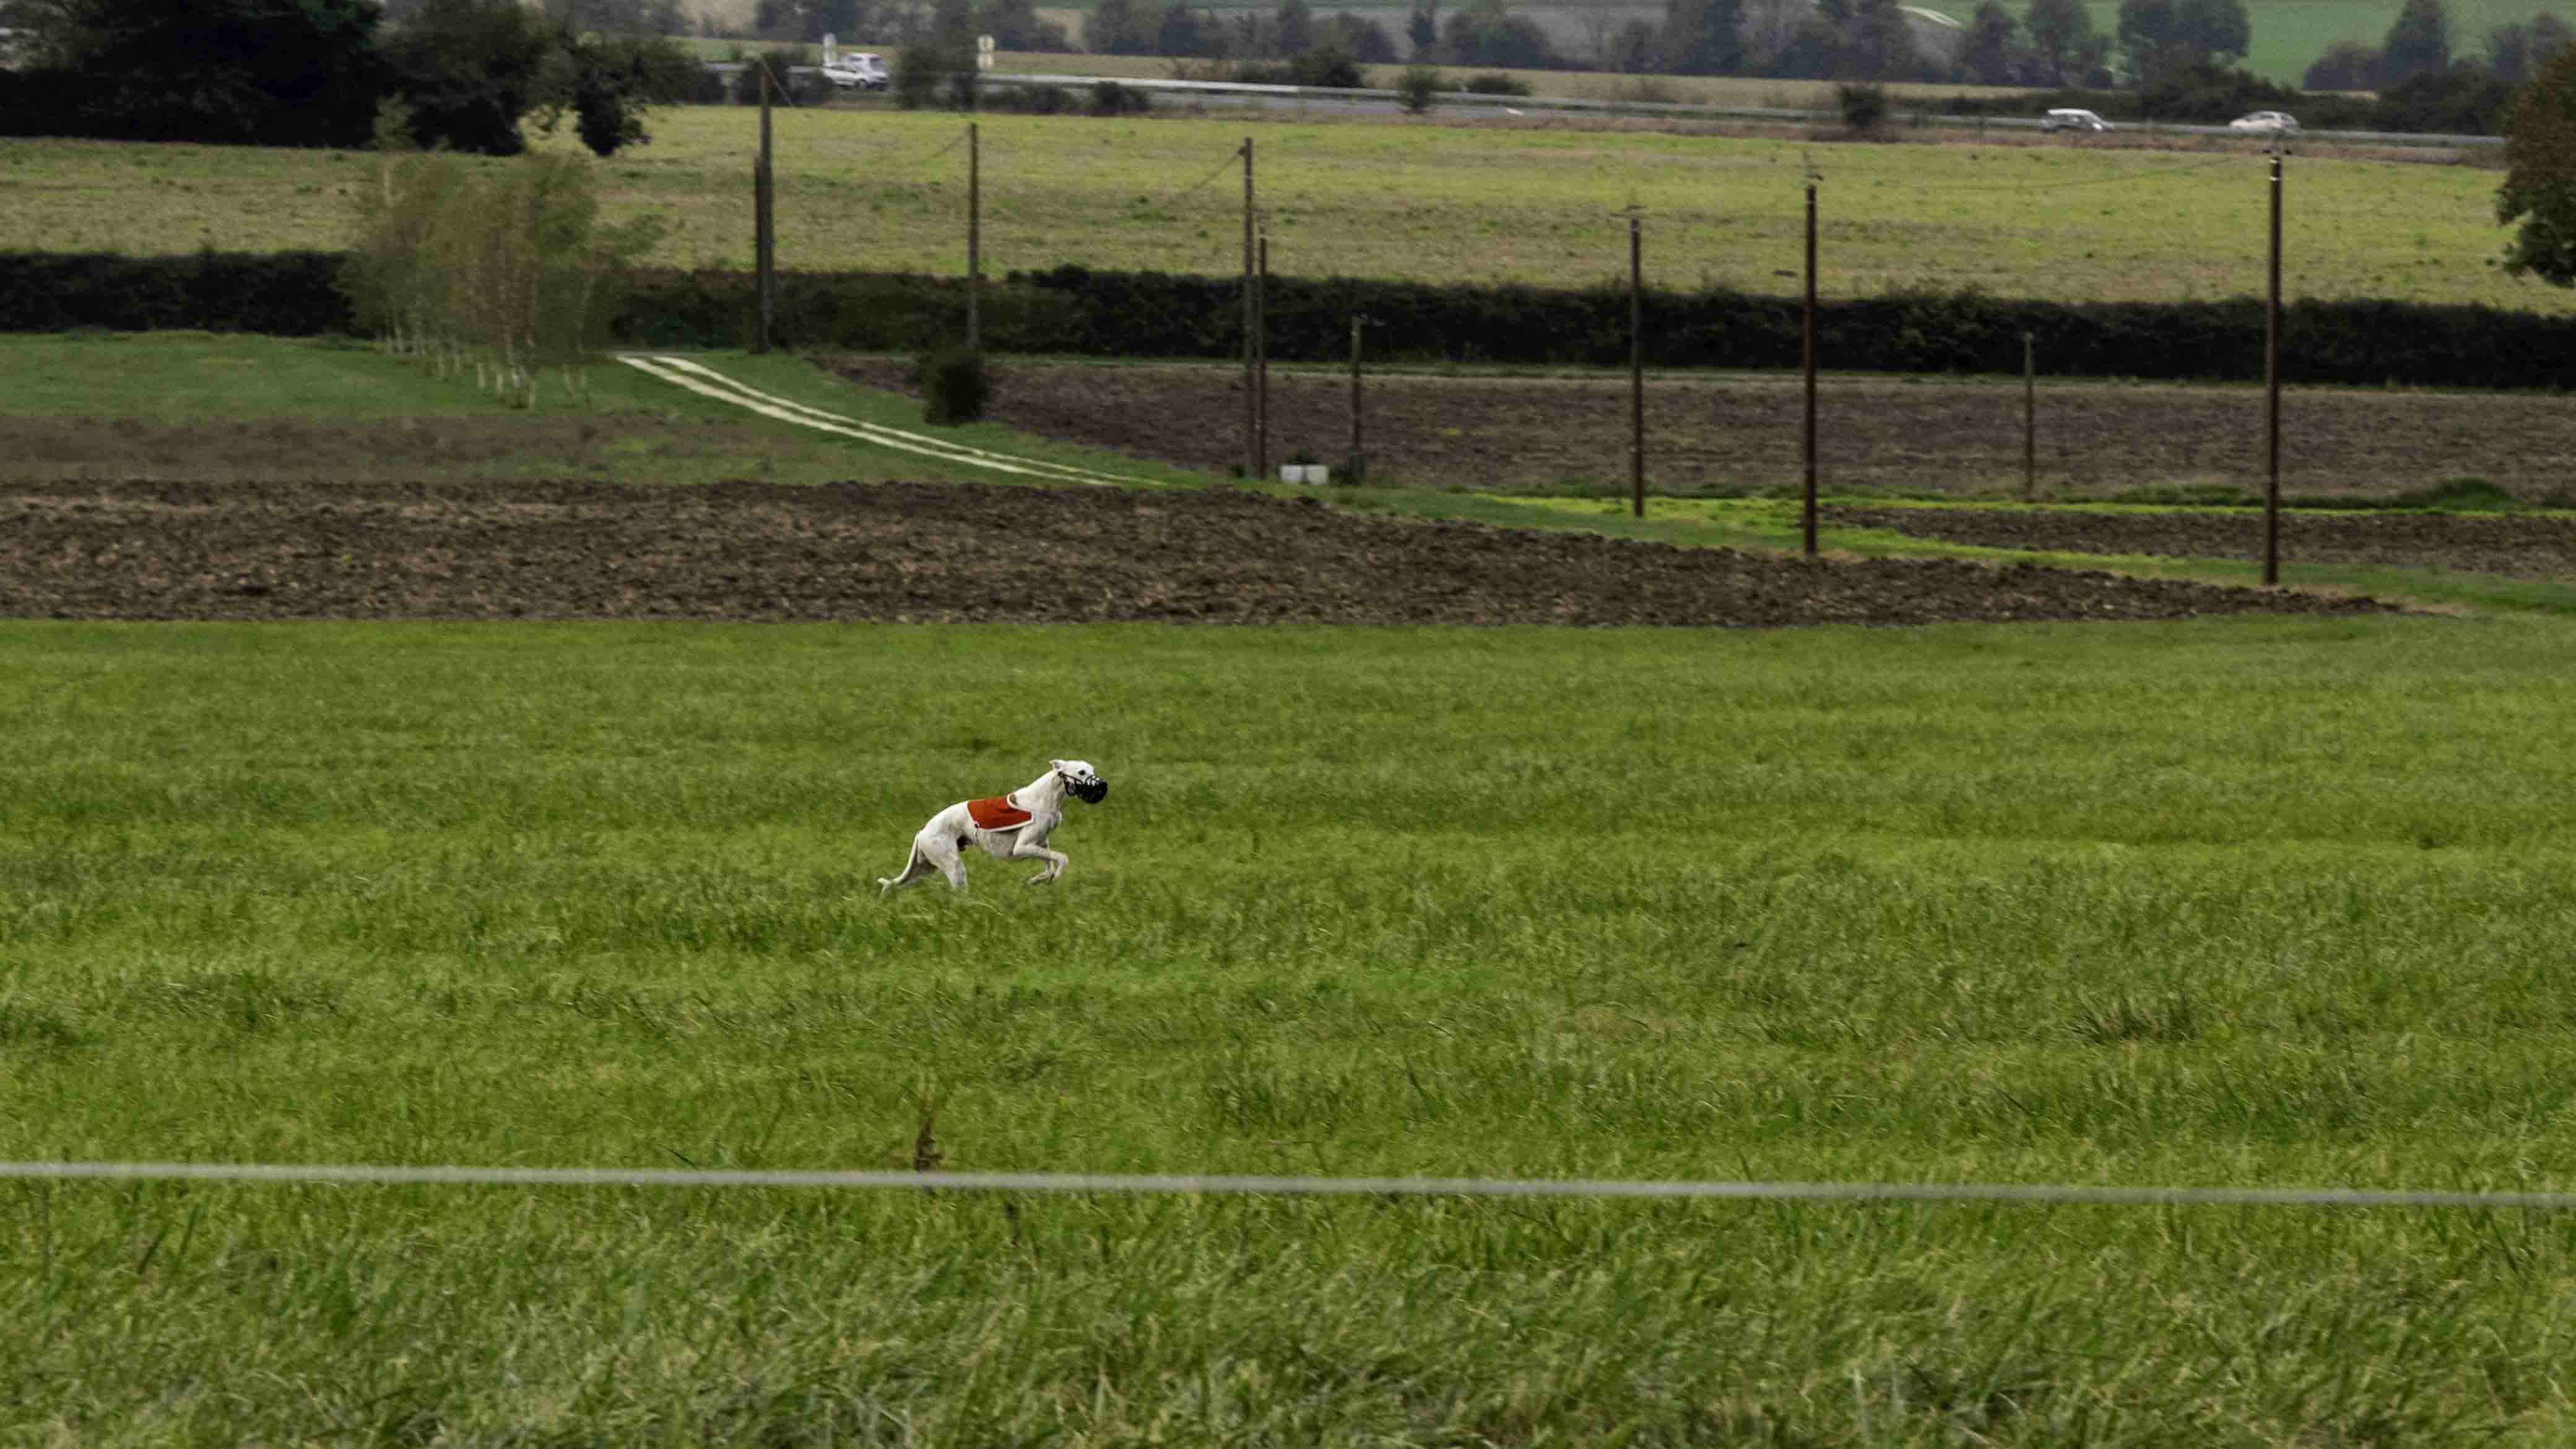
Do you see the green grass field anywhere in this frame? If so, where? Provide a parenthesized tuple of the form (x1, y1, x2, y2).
(0, 102, 2554, 309)
(12, 332, 2576, 1442)
(12, 613, 2576, 1443)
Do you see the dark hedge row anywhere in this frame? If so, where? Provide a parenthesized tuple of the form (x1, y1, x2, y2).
(6, 251, 2574, 391)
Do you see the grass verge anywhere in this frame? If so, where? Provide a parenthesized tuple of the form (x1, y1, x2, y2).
(0, 335, 1209, 487)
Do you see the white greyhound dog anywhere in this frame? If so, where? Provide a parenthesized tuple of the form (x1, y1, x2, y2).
(877, 759, 1109, 894)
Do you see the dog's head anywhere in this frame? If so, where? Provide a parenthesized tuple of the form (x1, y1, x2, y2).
(1052, 758, 1108, 805)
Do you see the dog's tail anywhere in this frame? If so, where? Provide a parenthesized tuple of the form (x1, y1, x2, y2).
(876, 845, 922, 894)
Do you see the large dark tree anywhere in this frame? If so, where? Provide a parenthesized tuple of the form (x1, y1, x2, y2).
(1274, 0, 1314, 57)
(2116, 0, 2184, 80)
(2024, 0, 2098, 82)
(2118, 0, 2245, 80)
(1960, 0, 2021, 84)
(1085, 0, 1155, 53)
(1, 0, 385, 146)
(2303, 40, 2380, 90)
(2173, 0, 2249, 64)
(1839, 0, 1917, 77)
(384, 0, 553, 154)
(1658, 0, 1743, 74)
(2380, 0, 2452, 84)
(2500, 42, 2576, 283)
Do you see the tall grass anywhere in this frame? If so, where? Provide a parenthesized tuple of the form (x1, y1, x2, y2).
(7, 616, 2576, 1440)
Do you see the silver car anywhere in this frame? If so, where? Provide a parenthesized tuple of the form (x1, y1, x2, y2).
(2040, 108, 2113, 132)
(2228, 110, 2299, 133)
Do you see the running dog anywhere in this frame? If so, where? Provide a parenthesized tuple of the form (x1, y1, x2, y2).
(877, 759, 1109, 894)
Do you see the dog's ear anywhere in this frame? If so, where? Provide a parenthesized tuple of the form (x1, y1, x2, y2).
(1049, 758, 1066, 772)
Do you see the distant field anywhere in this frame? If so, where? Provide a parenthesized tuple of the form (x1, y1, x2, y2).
(0, 107, 2552, 309)
(899, 0, 2564, 81)
(0, 334, 1207, 488)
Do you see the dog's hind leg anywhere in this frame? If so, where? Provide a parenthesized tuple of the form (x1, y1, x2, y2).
(934, 837, 969, 889)
(877, 845, 930, 895)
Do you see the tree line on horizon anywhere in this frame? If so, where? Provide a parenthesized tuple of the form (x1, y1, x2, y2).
(0, 0, 700, 153)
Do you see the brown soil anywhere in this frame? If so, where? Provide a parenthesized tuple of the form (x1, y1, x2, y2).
(1831, 506, 2576, 579)
(0, 478, 2395, 626)
(829, 357, 2576, 499)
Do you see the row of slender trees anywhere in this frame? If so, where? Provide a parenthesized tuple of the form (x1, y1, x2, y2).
(344, 150, 660, 407)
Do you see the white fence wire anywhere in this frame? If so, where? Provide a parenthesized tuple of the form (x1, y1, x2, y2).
(7, 1160, 2575, 1210)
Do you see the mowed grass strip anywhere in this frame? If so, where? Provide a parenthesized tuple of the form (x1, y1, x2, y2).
(0, 334, 1203, 487)
(8, 617, 2576, 1442)
(0, 105, 2554, 308)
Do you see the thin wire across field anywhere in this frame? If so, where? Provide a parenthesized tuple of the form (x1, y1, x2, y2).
(7, 1159, 2574, 1210)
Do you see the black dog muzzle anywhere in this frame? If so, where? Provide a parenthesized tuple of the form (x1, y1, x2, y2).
(1069, 777, 1108, 804)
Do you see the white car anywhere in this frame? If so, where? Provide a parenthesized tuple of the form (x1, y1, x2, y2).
(2228, 110, 2299, 133)
(822, 52, 890, 91)
(2039, 108, 2112, 132)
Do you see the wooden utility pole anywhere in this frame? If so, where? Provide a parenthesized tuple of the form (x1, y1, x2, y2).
(1256, 224, 1270, 482)
(966, 123, 981, 351)
(1241, 138, 1256, 480)
(1629, 210, 1645, 519)
(1348, 314, 1364, 484)
(2265, 150, 2283, 586)
(1802, 178, 1818, 557)
(2023, 331, 2036, 500)
(754, 63, 775, 354)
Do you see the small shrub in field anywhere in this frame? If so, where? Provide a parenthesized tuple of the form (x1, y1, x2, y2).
(919, 345, 991, 425)
(732, 48, 810, 105)
(1463, 72, 1529, 96)
(895, 44, 963, 110)
(1399, 66, 1442, 113)
(1295, 45, 1365, 89)
(985, 84, 1075, 114)
(2395, 477, 2522, 511)
(1837, 82, 1889, 134)
(1090, 80, 1147, 115)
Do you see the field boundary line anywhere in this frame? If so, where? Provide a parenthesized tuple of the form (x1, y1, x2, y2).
(618, 355, 1153, 488)
(6, 1161, 2575, 1209)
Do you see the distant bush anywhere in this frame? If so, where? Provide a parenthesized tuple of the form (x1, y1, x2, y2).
(683, 63, 730, 105)
(918, 345, 992, 424)
(732, 48, 814, 105)
(1398, 65, 1442, 113)
(2302, 42, 2380, 92)
(1461, 71, 1530, 96)
(1837, 81, 1889, 132)
(1090, 80, 1150, 115)
(2392, 477, 2522, 511)
(2373, 66, 2515, 135)
(981, 84, 1079, 113)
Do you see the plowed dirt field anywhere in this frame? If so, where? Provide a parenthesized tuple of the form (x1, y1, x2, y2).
(828, 357, 2576, 498)
(0, 479, 2395, 626)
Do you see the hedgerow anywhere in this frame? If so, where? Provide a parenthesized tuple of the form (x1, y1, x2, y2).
(4, 251, 2573, 389)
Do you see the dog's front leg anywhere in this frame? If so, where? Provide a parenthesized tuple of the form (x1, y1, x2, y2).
(1006, 831, 1069, 885)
